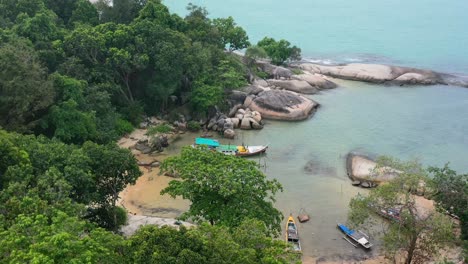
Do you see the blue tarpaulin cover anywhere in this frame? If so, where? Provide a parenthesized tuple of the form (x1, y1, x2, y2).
(195, 138, 220, 147)
(338, 224, 355, 235)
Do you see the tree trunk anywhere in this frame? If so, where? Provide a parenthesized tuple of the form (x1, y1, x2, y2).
(406, 234, 418, 264)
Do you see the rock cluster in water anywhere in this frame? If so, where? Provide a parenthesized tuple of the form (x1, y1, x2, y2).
(346, 152, 399, 188)
(299, 62, 468, 87)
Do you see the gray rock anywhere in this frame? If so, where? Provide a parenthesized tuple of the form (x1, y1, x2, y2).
(253, 78, 268, 87)
(135, 143, 152, 154)
(235, 113, 244, 120)
(240, 118, 252, 129)
(151, 161, 160, 167)
(268, 79, 318, 94)
(231, 118, 240, 128)
(251, 120, 263, 129)
(228, 90, 248, 105)
(244, 85, 265, 95)
(223, 121, 234, 130)
(216, 119, 225, 128)
(243, 95, 255, 108)
(293, 74, 337, 89)
(273, 67, 293, 80)
(248, 90, 319, 121)
(228, 104, 243, 117)
(346, 152, 399, 183)
(251, 111, 262, 123)
(224, 129, 235, 139)
(207, 119, 216, 129)
(300, 63, 447, 86)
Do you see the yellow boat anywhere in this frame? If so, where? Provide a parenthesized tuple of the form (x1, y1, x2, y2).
(286, 215, 301, 251)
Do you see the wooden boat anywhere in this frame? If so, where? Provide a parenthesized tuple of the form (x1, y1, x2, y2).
(337, 224, 373, 249)
(286, 216, 301, 252)
(194, 138, 268, 157)
(217, 144, 268, 157)
(376, 207, 401, 222)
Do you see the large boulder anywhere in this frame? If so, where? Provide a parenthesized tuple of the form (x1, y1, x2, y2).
(244, 90, 319, 121)
(240, 118, 252, 129)
(224, 129, 235, 139)
(268, 79, 318, 94)
(273, 67, 293, 79)
(228, 90, 248, 105)
(346, 153, 399, 183)
(300, 63, 445, 85)
(231, 118, 240, 128)
(293, 73, 337, 89)
(228, 104, 242, 117)
(243, 85, 265, 95)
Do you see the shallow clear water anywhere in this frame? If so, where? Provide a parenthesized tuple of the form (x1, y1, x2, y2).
(163, 0, 468, 259)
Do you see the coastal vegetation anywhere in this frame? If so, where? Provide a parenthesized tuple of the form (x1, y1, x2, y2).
(160, 146, 284, 235)
(0, 0, 303, 262)
(0, 0, 465, 263)
(348, 156, 466, 263)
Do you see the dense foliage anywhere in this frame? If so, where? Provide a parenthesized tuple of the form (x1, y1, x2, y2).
(0, 0, 256, 141)
(257, 37, 301, 65)
(161, 146, 284, 235)
(0, 2, 305, 262)
(348, 157, 457, 264)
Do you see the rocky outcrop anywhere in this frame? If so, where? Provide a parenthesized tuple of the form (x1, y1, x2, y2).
(273, 67, 293, 79)
(244, 90, 319, 121)
(293, 73, 338, 89)
(346, 152, 399, 184)
(300, 63, 446, 86)
(267, 79, 318, 94)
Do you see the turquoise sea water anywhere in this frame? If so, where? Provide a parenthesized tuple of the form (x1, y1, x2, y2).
(165, 0, 468, 74)
(164, 1, 468, 260)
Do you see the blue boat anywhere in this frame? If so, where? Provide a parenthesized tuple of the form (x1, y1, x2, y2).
(337, 224, 373, 249)
(194, 138, 220, 148)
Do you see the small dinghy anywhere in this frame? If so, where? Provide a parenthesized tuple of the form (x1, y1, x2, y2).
(286, 216, 301, 252)
(337, 224, 373, 249)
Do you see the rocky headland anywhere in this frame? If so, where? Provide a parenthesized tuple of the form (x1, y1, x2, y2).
(298, 62, 468, 88)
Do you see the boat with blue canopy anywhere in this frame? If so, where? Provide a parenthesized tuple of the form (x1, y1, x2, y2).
(337, 224, 373, 249)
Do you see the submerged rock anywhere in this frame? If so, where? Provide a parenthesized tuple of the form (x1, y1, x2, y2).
(244, 90, 319, 121)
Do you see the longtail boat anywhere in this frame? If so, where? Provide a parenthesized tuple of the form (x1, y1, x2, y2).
(193, 138, 268, 157)
(286, 216, 301, 252)
(337, 224, 373, 249)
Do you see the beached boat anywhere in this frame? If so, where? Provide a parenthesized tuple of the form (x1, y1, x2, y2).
(337, 224, 373, 249)
(194, 138, 268, 157)
(286, 216, 301, 252)
(217, 144, 268, 157)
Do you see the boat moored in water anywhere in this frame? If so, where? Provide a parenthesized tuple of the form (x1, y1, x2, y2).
(193, 138, 268, 157)
(286, 216, 301, 252)
(337, 223, 373, 249)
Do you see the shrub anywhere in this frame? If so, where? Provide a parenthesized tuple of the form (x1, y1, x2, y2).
(291, 68, 303, 75)
(147, 124, 172, 135)
(115, 118, 134, 136)
(187, 121, 201, 132)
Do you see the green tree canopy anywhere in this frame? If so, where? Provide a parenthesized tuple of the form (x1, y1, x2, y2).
(126, 219, 299, 264)
(428, 165, 468, 241)
(213, 16, 250, 52)
(0, 38, 54, 133)
(160, 146, 283, 235)
(348, 156, 455, 264)
(257, 37, 301, 65)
